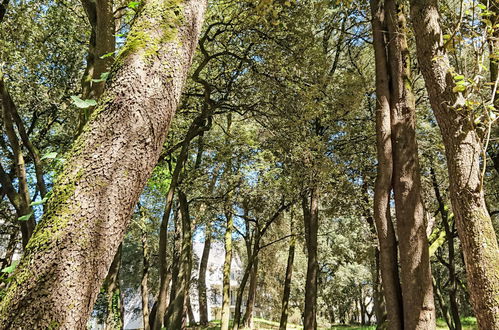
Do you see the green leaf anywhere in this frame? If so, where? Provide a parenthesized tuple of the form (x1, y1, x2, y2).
(91, 72, 110, 83)
(71, 96, 97, 109)
(100, 52, 115, 59)
(30, 196, 48, 206)
(128, 1, 141, 9)
(453, 75, 465, 81)
(18, 213, 33, 221)
(453, 85, 467, 92)
(1, 261, 19, 274)
(41, 152, 58, 160)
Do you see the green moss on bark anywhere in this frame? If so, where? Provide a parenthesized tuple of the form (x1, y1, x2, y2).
(118, 0, 185, 61)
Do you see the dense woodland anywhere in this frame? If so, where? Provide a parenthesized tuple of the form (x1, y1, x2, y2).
(0, 0, 498, 329)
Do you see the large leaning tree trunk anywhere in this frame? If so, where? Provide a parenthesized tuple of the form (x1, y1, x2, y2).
(0, 0, 207, 328)
(369, 1, 403, 328)
(385, 0, 435, 328)
(409, 0, 499, 328)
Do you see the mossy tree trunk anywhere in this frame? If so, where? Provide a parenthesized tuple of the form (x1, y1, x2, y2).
(0, 0, 207, 328)
(410, 0, 499, 328)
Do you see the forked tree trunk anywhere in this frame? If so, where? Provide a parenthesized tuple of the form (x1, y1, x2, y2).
(369, 1, 403, 328)
(0, 1, 206, 327)
(409, 1, 499, 328)
(385, 1, 435, 328)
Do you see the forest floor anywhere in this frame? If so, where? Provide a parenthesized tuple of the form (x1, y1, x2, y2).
(189, 317, 478, 329)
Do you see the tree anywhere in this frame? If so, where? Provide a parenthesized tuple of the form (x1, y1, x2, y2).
(409, 0, 499, 328)
(0, 0, 207, 327)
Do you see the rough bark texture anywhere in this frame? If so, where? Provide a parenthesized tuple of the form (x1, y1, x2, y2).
(385, 1, 435, 328)
(197, 223, 211, 326)
(409, 1, 499, 328)
(370, 1, 403, 328)
(302, 187, 319, 330)
(0, 0, 207, 327)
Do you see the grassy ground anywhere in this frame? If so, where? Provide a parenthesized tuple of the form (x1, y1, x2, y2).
(189, 317, 478, 329)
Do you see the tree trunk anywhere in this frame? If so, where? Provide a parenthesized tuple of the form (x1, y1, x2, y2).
(410, 1, 499, 328)
(198, 222, 211, 326)
(430, 166, 461, 330)
(279, 222, 295, 330)
(141, 221, 151, 330)
(242, 256, 258, 329)
(154, 112, 206, 330)
(187, 295, 196, 326)
(369, 1, 403, 328)
(385, 1, 436, 328)
(303, 186, 319, 330)
(221, 211, 233, 330)
(0, 1, 207, 327)
(433, 276, 453, 330)
(168, 190, 193, 330)
(103, 245, 123, 330)
(0, 77, 36, 248)
(79, 0, 116, 133)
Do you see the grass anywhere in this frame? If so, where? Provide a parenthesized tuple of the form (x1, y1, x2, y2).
(189, 317, 478, 330)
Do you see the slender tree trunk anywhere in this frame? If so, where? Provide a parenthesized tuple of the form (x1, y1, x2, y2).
(198, 222, 211, 326)
(168, 190, 193, 330)
(186, 295, 196, 325)
(385, 1, 435, 328)
(369, 1, 403, 328)
(242, 256, 258, 329)
(221, 211, 233, 330)
(155, 113, 206, 330)
(141, 222, 151, 330)
(103, 244, 123, 330)
(279, 221, 295, 330)
(0, 1, 207, 327)
(79, 0, 116, 133)
(303, 186, 319, 330)
(410, 1, 499, 328)
(0, 77, 36, 248)
(433, 276, 453, 330)
(430, 166, 461, 330)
